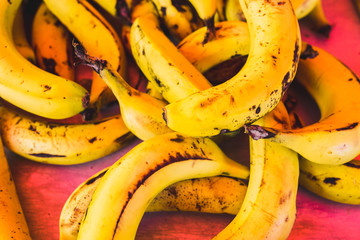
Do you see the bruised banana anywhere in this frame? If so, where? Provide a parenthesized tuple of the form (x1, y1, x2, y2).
(59, 167, 247, 240)
(164, 0, 301, 137)
(32, 2, 75, 80)
(215, 101, 299, 239)
(76, 132, 249, 240)
(12, 3, 36, 64)
(0, 0, 89, 119)
(43, 0, 127, 105)
(0, 137, 32, 240)
(130, 16, 213, 103)
(74, 42, 173, 140)
(0, 105, 134, 165)
(246, 43, 360, 165)
(177, 20, 250, 74)
(299, 157, 360, 205)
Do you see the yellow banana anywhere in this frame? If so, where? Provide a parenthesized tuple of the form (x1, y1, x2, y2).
(74, 42, 173, 140)
(224, 0, 246, 21)
(130, 16, 212, 103)
(299, 157, 360, 205)
(215, 101, 299, 239)
(163, 0, 301, 137)
(76, 131, 249, 240)
(187, 0, 217, 42)
(12, 3, 36, 64)
(31, 2, 75, 80)
(246, 43, 360, 165)
(59, 166, 247, 240)
(295, 0, 319, 19)
(177, 20, 250, 74)
(43, 0, 127, 105)
(0, 105, 134, 165)
(0, 0, 89, 119)
(0, 136, 32, 239)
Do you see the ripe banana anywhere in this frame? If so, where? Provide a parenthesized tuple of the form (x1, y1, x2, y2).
(246, 43, 360, 165)
(0, 0, 89, 119)
(43, 0, 127, 104)
(74, 42, 173, 140)
(59, 166, 247, 240)
(12, 3, 36, 64)
(0, 137, 32, 239)
(295, 0, 319, 19)
(32, 2, 75, 80)
(177, 20, 250, 74)
(302, 0, 332, 37)
(130, 16, 213, 103)
(163, 0, 301, 137)
(215, 101, 299, 239)
(0, 105, 134, 165)
(187, 0, 217, 42)
(76, 132, 249, 239)
(299, 157, 360, 205)
(224, 0, 246, 21)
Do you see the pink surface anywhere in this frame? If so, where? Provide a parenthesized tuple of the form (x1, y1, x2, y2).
(8, 0, 360, 239)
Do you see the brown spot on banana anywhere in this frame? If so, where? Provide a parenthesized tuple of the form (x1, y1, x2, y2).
(300, 44, 319, 59)
(29, 153, 67, 158)
(323, 177, 340, 185)
(335, 122, 358, 131)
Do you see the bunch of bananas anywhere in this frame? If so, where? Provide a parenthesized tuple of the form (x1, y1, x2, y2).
(0, 0, 359, 239)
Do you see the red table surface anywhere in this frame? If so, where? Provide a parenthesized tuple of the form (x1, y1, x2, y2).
(8, 0, 360, 239)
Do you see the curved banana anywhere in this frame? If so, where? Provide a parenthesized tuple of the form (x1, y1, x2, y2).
(177, 20, 250, 74)
(0, 105, 134, 165)
(302, 0, 332, 37)
(130, 16, 213, 103)
(299, 157, 360, 205)
(163, 0, 301, 137)
(295, 0, 319, 19)
(224, 0, 246, 22)
(246, 43, 360, 165)
(12, 3, 36, 64)
(76, 132, 249, 240)
(32, 2, 75, 80)
(0, 0, 89, 119)
(0, 137, 32, 239)
(43, 0, 127, 105)
(74, 42, 173, 140)
(59, 166, 247, 240)
(215, 101, 299, 239)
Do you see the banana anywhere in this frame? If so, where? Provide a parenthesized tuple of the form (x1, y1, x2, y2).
(163, 0, 301, 137)
(74, 42, 173, 140)
(0, 105, 134, 165)
(43, 0, 127, 105)
(150, 0, 203, 42)
(224, 0, 246, 22)
(187, 0, 217, 42)
(32, 2, 75, 80)
(130, 16, 213, 103)
(295, 0, 319, 19)
(76, 131, 249, 239)
(0, 137, 32, 239)
(177, 20, 250, 74)
(59, 166, 247, 240)
(12, 3, 36, 64)
(215, 101, 299, 239)
(245, 43, 360, 165)
(0, 0, 89, 119)
(302, 0, 332, 37)
(299, 157, 360, 205)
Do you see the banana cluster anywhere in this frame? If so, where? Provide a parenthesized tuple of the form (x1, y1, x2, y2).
(1, 0, 359, 239)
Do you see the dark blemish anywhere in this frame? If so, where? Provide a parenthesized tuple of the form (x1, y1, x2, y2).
(282, 71, 291, 93)
(336, 122, 358, 131)
(300, 44, 319, 60)
(293, 41, 300, 66)
(170, 134, 185, 142)
(220, 129, 230, 134)
(142, 49, 145, 56)
(337, 60, 360, 84)
(166, 186, 178, 198)
(344, 162, 360, 169)
(85, 170, 107, 185)
(323, 177, 340, 185)
(154, 76, 165, 88)
(28, 125, 40, 134)
(42, 58, 57, 75)
(300, 169, 319, 181)
(82, 92, 90, 108)
(244, 125, 276, 140)
(43, 85, 51, 92)
(255, 106, 261, 114)
(114, 132, 134, 144)
(88, 137, 97, 143)
(172, 24, 179, 30)
(160, 6, 167, 16)
(29, 153, 66, 158)
(115, 0, 132, 25)
(277, 1, 286, 5)
(317, 24, 332, 38)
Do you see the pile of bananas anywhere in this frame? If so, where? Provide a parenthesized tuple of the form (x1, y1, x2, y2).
(0, 0, 360, 239)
